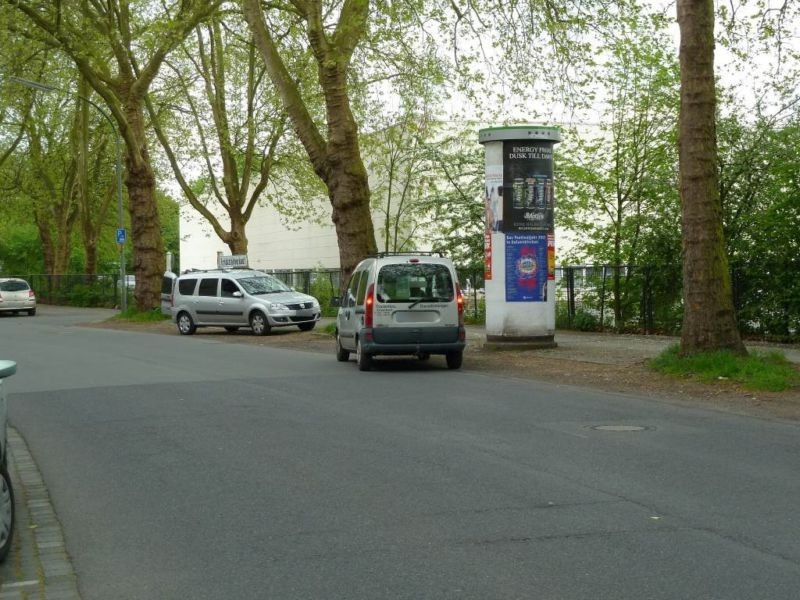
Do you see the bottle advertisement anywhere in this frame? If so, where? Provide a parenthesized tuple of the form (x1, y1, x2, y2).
(502, 141, 555, 233)
(502, 140, 555, 301)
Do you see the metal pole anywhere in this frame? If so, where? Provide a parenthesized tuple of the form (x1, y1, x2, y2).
(114, 131, 126, 312)
(8, 76, 126, 311)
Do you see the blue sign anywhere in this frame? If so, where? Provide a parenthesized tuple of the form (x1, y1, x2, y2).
(116, 228, 126, 244)
(505, 233, 548, 302)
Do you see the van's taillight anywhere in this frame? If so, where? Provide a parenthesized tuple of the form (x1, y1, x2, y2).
(365, 283, 375, 328)
(29, 289, 35, 298)
(456, 284, 465, 327)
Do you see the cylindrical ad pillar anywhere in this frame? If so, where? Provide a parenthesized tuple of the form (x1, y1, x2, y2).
(478, 126, 561, 349)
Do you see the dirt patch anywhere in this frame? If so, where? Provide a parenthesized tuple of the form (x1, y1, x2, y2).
(85, 318, 800, 422)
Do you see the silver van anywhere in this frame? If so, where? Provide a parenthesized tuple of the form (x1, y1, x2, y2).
(170, 269, 320, 335)
(333, 253, 466, 371)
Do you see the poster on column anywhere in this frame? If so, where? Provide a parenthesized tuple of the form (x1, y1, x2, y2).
(484, 166, 503, 280)
(505, 234, 548, 302)
(502, 141, 554, 232)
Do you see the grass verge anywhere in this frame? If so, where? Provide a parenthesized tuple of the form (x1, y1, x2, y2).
(111, 308, 170, 322)
(321, 322, 337, 336)
(650, 345, 800, 392)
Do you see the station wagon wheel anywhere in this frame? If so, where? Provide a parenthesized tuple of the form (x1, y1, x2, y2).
(335, 332, 350, 362)
(445, 351, 463, 370)
(28, 308, 36, 316)
(250, 311, 271, 336)
(177, 311, 196, 335)
(0, 468, 14, 562)
(356, 337, 372, 371)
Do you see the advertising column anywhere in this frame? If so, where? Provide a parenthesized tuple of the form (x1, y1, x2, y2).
(478, 126, 561, 348)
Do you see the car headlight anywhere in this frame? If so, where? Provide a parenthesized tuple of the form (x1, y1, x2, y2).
(269, 302, 289, 311)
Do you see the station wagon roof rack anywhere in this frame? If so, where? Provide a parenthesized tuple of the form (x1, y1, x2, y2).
(180, 267, 262, 274)
(369, 251, 446, 258)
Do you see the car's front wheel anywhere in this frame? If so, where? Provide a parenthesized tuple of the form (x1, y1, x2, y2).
(0, 468, 14, 563)
(250, 311, 271, 336)
(335, 332, 350, 362)
(177, 312, 196, 335)
(356, 337, 372, 371)
(298, 321, 316, 332)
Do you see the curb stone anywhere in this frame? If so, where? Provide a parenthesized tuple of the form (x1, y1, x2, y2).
(0, 428, 81, 600)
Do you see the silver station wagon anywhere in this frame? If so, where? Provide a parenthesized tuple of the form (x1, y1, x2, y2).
(0, 278, 36, 316)
(170, 269, 320, 336)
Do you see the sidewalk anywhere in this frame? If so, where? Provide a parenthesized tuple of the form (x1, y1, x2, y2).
(319, 317, 800, 365)
(465, 326, 800, 365)
(0, 429, 80, 600)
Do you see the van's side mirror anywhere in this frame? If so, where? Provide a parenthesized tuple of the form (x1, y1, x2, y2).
(232, 291, 243, 298)
(330, 297, 341, 308)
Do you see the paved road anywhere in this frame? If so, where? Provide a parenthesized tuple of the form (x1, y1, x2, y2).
(2, 306, 799, 599)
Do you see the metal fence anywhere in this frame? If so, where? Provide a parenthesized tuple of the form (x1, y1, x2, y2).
(13, 273, 129, 308)
(11, 262, 798, 341)
(457, 263, 799, 340)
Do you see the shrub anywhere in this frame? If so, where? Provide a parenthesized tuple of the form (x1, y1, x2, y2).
(572, 310, 599, 331)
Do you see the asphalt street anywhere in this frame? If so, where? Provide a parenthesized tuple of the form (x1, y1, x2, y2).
(1, 306, 799, 599)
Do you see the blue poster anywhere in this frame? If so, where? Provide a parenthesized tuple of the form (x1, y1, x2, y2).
(505, 234, 548, 302)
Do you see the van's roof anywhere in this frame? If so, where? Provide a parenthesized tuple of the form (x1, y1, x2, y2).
(363, 253, 455, 267)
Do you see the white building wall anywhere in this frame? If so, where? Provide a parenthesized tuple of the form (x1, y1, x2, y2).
(179, 199, 387, 272)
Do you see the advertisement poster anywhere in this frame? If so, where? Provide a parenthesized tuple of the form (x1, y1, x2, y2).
(485, 169, 504, 233)
(484, 167, 503, 280)
(484, 229, 493, 281)
(502, 141, 555, 233)
(505, 234, 548, 302)
(547, 233, 556, 280)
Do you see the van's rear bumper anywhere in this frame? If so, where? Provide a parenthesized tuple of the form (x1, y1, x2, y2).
(360, 326, 466, 355)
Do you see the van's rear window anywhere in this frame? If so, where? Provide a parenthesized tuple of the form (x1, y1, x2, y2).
(376, 264, 453, 303)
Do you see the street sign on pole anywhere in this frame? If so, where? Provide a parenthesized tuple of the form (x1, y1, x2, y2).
(116, 228, 126, 244)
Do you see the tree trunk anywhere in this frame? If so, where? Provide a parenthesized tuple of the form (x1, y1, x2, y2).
(123, 98, 165, 311)
(319, 53, 377, 285)
(241, 0, 377, 288)
(53, 221, 72, 275)
(329, 164, 377, 283)
(36, 219, 55, 275)
(677, 0, 746, 355)
(84, 240, 98, 277)
(227, 213, 249, 255)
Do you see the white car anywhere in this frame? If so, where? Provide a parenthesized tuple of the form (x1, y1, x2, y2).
(0, 278, 36, 316)
(0, 360, 16, 562)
